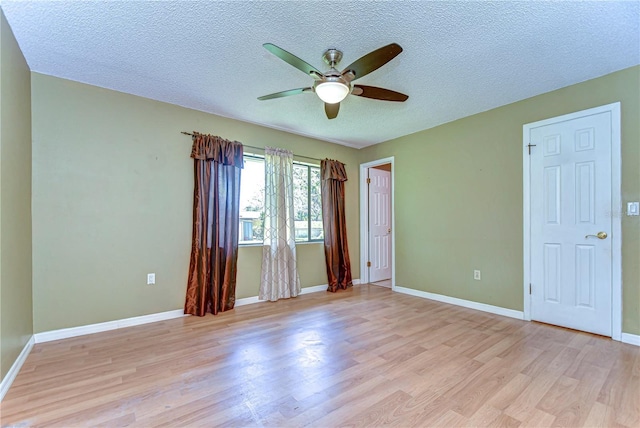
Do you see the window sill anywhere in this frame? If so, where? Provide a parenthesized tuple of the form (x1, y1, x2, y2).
(239, 240, 323, 248)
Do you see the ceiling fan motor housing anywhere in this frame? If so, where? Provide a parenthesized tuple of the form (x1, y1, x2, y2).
(316, 50, 351, 96)
(314, 71, 351, 90)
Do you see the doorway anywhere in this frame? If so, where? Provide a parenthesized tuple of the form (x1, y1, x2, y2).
(360, 157, 394, 288)
(523, 103, 622, 339)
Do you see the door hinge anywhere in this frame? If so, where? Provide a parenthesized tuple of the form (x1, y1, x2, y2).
(529, 284, 532, 295)
(366, 178, 371, 184)
(527, 142, 537, 155)
(367, 261, 371, 267)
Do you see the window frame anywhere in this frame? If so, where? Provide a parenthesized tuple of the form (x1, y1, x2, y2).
(238, 154, 323, 246)
(293, 161, 324, 244)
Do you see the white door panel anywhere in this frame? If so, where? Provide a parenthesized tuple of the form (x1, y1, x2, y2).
(530, 111, 612, 336)
(369, 168, 391, 282)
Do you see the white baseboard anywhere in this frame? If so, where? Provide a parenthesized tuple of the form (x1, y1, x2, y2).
(621, 333, 640, 346)
(2, 278, 360, 401)
(35, 279, 362, 342)
(235, 296, 262, 307)
(34, 309, 187, 344)
(8, 281, 635, 402)
(393, 285, 525, 320)
(300, 284, 329, 294)
(235, 279, 361, 307)
(393, 285, 637, 346)
(0, 335, 34, 402)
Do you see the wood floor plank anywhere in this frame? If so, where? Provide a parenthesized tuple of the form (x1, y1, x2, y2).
(326, 389, 412, 427)
(465, 403, 503, 427)
(0, 284, 637, 427)
(520, 408, 557, 427)
(428, 408, 469, 427)
(487, 372, 533, 411)
(503, 368, 564, 421)
(386, 389, 455, 427)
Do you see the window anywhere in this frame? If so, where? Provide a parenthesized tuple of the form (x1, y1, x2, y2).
(239, 155, 323, 244)
(239, 157, 265, 244)
(293, 164, 323, 242)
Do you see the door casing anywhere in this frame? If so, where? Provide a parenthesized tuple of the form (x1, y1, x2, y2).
(522, 102, 622, 340)
(360, 157, 395, 287)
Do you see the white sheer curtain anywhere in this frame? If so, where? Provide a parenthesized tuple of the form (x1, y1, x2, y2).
(259, 147, 301, 301)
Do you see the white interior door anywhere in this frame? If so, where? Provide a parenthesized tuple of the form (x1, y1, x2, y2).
(529, 110, 613, 336)
(368, 168, 391, 283)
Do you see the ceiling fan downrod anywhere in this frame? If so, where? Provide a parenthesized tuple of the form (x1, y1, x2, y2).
(322, 49, 343, 68)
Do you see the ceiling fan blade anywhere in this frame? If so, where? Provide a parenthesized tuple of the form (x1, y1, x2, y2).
(258, 87, 313, 101)
(341, 43, 403, 81)
(263, 43, 323, 78)
(352, 85, 408, 102)
(325, 102, 340, 119)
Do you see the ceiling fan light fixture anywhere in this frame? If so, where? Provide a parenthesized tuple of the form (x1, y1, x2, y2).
(315, 81, 350, 104)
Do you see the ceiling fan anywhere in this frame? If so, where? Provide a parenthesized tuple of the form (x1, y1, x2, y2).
(258, 43, 408, 119)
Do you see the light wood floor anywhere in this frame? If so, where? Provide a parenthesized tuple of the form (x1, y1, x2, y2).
(1, 285, 638, 427)
(371, 279, 392, 289)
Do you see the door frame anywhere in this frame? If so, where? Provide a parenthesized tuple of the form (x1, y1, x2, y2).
(360, 157, 395, 288)
(522, 102, 622, 340)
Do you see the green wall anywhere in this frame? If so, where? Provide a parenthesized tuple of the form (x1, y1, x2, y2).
(0, 9, 33, 381)
(360, 66, 640, 335)
(31, 73, 360, 333)
(20, 60, 640, 338)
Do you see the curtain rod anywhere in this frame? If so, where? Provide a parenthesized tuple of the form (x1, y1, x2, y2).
(181, 131, 324, 163)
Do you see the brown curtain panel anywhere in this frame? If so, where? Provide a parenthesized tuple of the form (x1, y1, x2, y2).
(320, 159, 353, 292)
(185, 133, 243, 316)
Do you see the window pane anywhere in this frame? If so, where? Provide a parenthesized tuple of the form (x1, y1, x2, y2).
(310, 167, 324, 241)
(239, 157, 264, 244)
(239, 157, 323, 245)
(293, 164, 309, 242)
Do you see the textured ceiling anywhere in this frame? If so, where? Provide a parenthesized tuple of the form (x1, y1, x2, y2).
(1, 1, 638, 148)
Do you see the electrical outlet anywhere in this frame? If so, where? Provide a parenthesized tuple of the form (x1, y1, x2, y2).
(473, 270, 481, 281)
(147, 273, 156, 285)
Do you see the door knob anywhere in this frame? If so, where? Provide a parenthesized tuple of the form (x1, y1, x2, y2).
(388, 228, 391, 233)
(585, 231, 607, 239)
